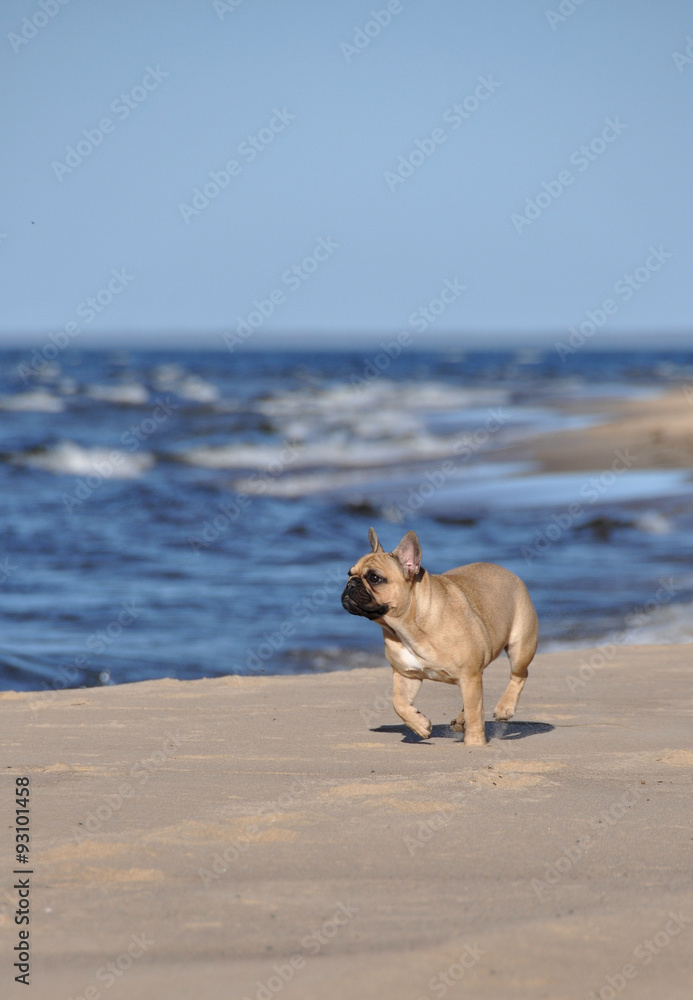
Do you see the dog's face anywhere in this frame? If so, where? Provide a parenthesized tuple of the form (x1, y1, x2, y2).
(341, 528, 422, 622)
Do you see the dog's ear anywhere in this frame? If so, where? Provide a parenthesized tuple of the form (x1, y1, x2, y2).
(393, 531, 421, 580)
(368, 527, 384, 553)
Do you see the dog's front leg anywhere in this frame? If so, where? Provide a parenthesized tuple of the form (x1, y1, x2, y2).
(458, 670, 486, 746)
(392, 670, 431, 739)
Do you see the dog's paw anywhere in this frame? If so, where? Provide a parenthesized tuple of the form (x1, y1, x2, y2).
(408, 715, 432, 740)
(493, 703, 515, 722)
(450, 714, 465, 733)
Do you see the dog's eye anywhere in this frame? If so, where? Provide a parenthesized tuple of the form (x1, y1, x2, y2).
(367, 572, 385, 585)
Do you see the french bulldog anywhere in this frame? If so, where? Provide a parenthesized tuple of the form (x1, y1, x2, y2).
(341, 528, 538, 745)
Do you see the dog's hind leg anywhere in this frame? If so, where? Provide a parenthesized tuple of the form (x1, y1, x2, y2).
(494, 616, 538, 722)
(392, 670, 431, 739)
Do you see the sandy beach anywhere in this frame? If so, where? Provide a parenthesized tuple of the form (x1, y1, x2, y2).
(2, 642, 692, 1000)
(498, 388, 693, 473)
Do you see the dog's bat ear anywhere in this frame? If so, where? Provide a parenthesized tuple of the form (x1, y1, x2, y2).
(368, 527, 384, 553)
(393, 531, 421, 579)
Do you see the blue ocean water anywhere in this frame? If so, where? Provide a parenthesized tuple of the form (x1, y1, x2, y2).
(1, 348, 692, 692)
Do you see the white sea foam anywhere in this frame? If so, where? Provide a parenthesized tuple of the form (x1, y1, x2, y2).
(255, 380, 507, 423)
(14, 441, 154, 478)
(623, 600, 693, 645)
(151, 365, 220, 403)
(151, 363, 186, 384)
(180, 433, 470, 471)
(87, 383, 149, 405)
(0, 391, 64, 412)
(634, 511, 672, 534)
(180, 380, 515, 475)
(175, 378, 616, 497)
(546, 599, 693, 650)
(232, 460, 532, 499)
(174, 376, 220, 403)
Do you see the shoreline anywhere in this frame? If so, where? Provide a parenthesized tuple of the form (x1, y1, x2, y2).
(2, 642, 691, 999)
(497, 388, 693, 473)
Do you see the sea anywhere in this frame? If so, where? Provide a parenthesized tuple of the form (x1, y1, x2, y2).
(1, 347, 692, 692)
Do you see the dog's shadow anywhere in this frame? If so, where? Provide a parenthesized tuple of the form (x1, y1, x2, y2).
(371, 721, 554, 743)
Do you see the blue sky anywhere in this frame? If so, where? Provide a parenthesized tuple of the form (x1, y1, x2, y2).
(1, 0, 692, 349)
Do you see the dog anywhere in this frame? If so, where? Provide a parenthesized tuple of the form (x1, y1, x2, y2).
(341, 528, 538, 745)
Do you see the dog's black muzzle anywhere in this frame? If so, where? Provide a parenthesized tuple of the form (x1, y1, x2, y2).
(341, 577, 389, 620)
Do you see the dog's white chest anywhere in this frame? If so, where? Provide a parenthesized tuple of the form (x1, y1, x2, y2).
(395, 645, 451, 683)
